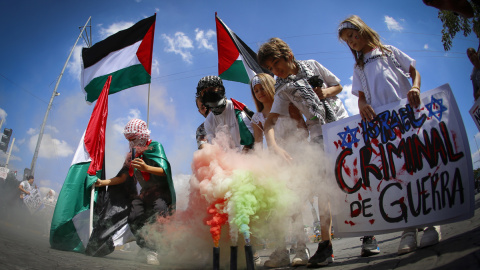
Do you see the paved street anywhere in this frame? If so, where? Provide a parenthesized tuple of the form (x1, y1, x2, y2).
(0, 193, 479, 269)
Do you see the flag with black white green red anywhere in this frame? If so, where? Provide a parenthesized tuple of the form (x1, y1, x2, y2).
(81, 14, 156, 103)
(231, 98, 254, 146)
(215, 13, 270, 84)
(50, 76, 110, 253)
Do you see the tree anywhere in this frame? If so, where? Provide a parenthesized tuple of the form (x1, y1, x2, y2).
(438, 2, 480, 51)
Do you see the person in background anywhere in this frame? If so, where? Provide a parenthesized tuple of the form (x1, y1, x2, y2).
(338, 14, 440, 256)
(19, 175, 35, 200)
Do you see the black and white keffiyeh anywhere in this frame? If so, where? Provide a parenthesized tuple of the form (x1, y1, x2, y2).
(276, 60, 337, 124)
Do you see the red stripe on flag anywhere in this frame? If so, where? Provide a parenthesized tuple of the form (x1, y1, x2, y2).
(216, 16, 239, 75)
(137, 14, 156, 75)
(231, 98, 246, 111)
(85, 76, 111, 175)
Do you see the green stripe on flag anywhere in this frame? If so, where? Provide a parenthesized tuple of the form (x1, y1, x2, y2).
(50, 162, 99, 252)
(84, 64, 151, 103)
(235, 109, 254, 146)
(219, 60, 250, 84)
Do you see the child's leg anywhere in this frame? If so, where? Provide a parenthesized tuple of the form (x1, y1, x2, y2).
(308, 198, 333, 267)
(318, 199, 332, 242)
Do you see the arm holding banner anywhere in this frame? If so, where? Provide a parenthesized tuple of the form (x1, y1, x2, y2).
(406, 65, 421, 108)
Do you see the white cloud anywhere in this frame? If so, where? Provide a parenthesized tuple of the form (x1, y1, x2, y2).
(28, 133, 74, 158)
(99, 21, 134, 39)
(384, 16, 404, 31)
(45, 125, 59, 134)
(151, 58, 160, 77)
(338, 77, 359, 116)
(195, 28, 216, 50)
(424, 44, 429, 50)
(0, 107, 7, 120)
(162, 32, 194, 63)
(66, 45, 83, 82)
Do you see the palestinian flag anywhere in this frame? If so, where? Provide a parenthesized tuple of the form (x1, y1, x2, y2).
(215, 13, 270, 84)
(231, 98, 254, 146)
(81, 14, 156, 103)
(50, 76, 111, 253)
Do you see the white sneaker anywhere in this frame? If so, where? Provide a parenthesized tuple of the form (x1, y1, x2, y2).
(419, 226, 441, 248)
(398, 230, 417, 255)
(146, 250, 159, 265)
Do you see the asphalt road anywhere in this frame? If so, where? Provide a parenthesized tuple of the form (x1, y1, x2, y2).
(0, 193, 479, 269)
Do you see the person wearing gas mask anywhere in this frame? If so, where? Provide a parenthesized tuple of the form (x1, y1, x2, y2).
(196, 75, 255, 152)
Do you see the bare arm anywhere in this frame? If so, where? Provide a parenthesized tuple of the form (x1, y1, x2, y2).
(314, 84, 343, 100)
(253, 121, 264, 149)
(96, 174, 128, 187)
(265, 112, 292, 161)
(131, 158, 166, 176)
(358, 91, 376, 122)
(407, 65, 422, 108)
(18, 184, 30, 195)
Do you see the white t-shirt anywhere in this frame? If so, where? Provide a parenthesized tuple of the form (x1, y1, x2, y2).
(204, 99, 254, 150)
(271, 60, 348, 139)
(19, 181, 32, 195)
(352, 45, 416, 110)
(252, 111, 298, 144)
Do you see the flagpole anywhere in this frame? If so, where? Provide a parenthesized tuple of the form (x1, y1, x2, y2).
(30, 16, 92, 176)
(147, 84, 151, 128)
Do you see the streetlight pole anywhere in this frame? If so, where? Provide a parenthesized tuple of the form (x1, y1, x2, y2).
(30, 17, 91, 176)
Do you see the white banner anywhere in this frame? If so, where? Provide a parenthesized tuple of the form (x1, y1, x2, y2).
(323, 84, 475, 237)
(24, 189, 44, 214)
(0, 167, 8, 180)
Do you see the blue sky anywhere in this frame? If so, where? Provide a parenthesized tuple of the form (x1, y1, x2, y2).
(0, 0, 478, 197)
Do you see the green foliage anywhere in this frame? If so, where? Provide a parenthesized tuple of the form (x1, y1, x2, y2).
(438, 2, 480, 51)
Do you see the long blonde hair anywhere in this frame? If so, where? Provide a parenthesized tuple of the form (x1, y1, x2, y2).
(338, 15, 390, 69)
(250, 73, 276, 112)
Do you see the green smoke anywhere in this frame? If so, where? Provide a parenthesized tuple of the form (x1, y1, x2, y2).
(229, 169, 295, 241)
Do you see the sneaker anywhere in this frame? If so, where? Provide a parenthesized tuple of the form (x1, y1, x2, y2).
(264, 248, 290, 268)
(146, 250, 159, 265)
(419, 226, 441, 248)
(291, 244, 310, 266)
(398, 230, 417, 255)
(307, 240, 333, 268)
(360, 236, 380, 257)
(254, 251, 262, 267)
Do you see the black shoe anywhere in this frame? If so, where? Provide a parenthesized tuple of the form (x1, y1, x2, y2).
(307, 240, 333, 268)
(360, 236, 380, 257)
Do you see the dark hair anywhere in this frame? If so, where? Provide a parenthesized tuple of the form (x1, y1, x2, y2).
(27, 175, 34, 180)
